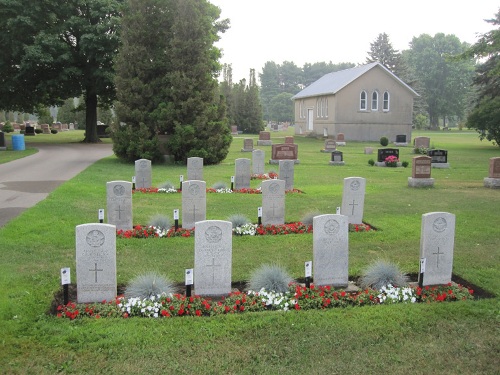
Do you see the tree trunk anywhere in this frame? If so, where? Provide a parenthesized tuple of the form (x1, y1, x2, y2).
(83, 91, 100, 143)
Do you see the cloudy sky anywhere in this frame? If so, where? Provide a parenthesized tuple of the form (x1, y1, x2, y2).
(209, 0, 499, 82)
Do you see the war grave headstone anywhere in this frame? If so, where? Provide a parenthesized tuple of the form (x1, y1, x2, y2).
(187, 157, 204, 181)
(285, 136, 294, 144)
(329, 150, 345, 166)
(414, 136, 430, 149)
(336, 133, 346, 146)
(279, 159, 295, 191)
(419, 212, 455, 286)
(24, 126, 35, 136)
(231, 125, 238, 135)
(376, 148, 399, 166)
(252, 149, 265, 175)
(269, 143, 299, 164)
(135, 159, 152, 189)
(484, 157, 500, 189)
(0, 131, 6, 151)
(313, 214, 349, 287)
(341, 177, 366, 225)
(321, 139, 337, 153)
(76, 223, 117, 303)
(394, 134, 408, 146)
(427, 149, 449, 168)
(261, 179, 285, 225)
(234, 158, 251, 190)
(106, 181, 133, 231)
(182, 180, 206, 229)
(41, 124, 51, 134)
(408, 156, 434, 187)
(194, 220, 232, 296)
(364, 147, 373, 154)
(257, 131, 272, 146)
(241, 138, 254, 152)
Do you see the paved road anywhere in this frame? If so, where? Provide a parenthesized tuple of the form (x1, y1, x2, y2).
(0, 143, 113, 227)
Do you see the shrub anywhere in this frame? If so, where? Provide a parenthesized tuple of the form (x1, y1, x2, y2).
(112, 123, 163, 163)
(20, 130, 25, 134)
(35, 128, 43, 134)
(228, 214, 250, 229)
(51, 129, 58, 134)
(124, 272, 175, 299)
(301, 211, 322, 226)
(359, 260, 408, 290)
(212, 181, 228, 190)
(380, 136, 389, 146)
(402, 161, 409, 168)
(2, 122, 14, 133)
(247, 264, 294, 293)
(148, 214, 171, 230)
(414, 146, 428, 155)
(368, 159, 375, 166)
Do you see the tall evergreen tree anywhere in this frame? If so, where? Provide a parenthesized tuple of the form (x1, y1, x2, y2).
(366, 33, 403, 74)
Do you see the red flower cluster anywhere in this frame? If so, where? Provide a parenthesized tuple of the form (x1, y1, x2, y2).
(293, 284, 380, 310)
(117, 225, 159, 239)
(255, 222, 313, 235)
(349, 223, 372, 232)
(166, 227, 193, 237)
(415, 283, 474, 303)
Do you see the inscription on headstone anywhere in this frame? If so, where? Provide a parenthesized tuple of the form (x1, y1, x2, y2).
(252, 149, 265, 175)
(106, 181, 133, 231)
(279, 160, 295, 191)
(271, 144, 298, 163)
(377, 148, 399, 163)
(261, 179, 285, 225)
(412, 156, 432, 178)
(341, 177, 366, 224)
(182, 180, 206, 229)
(187, 157, 204, 181)
(322, 139, 336, 152)
(427, 149, 448, 164)
(134, 159, 152, 189)
(284, 136, 294, 144)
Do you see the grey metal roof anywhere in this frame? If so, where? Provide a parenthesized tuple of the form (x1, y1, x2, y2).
(292, 62, 418, 100)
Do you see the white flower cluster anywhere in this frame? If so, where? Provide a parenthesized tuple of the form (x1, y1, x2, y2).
(117, 295, 166, 318)
(378, 284, 417, 304)
(247, 288, 295, 311)
(215, 188, 233, 193)
(150, 226, 169, 238)
(233, 223, 258, 236)
(157, 188, 178, 193)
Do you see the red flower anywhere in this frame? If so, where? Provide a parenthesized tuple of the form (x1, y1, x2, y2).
(195, 310, 202, 317)
(341, 291, 346, 297)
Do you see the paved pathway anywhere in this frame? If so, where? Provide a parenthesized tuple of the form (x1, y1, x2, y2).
(0, 143, 113, 227)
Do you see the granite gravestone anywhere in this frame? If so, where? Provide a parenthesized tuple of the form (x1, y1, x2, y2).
(364, 147, 373, 154)
(377, 148, 399, 163)
(252, 149, 265, 175)
(427, 149, 449, 168)
(270, 144, 299, 164)
(341, 177, 366, 224)
(408, 156, 434, 187)
(279, 160, 294, 191)
(24, 126, 35, 136)
(241, 138, 254, 152)
(313, 214, 349, 287)
(234, 158, 251, 190)
(135, 159, 152, 189)
(394, 134, 408, 146)
(336, 133, 346, 146)
(329, 151, 344, 166)
(484, 157, 500, 188)
(257, 131, 272, 146)
(261, 179, 285, 225)
(182, 180, 206, 229)
(419, 212, 455, 286)
(187, 157, 203, 181)
(194, 220, 232, 296)
(414, 136, 430, 149)
(231, 125, 238, 135)
(322, 139, 337, 153)
(106, 181, 133, 231)
(76, 223, 117, 303)
(284, 136, 294, 144)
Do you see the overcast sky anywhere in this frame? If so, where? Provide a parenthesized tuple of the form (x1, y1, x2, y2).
(209, 0, 499, 82)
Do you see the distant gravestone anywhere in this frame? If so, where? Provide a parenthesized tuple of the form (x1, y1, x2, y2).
(135, 159, 152, 189)
(484, 157, 500, 189)
(41, 124, 51, 134)
(414, 136, 430, 149)
(69, 123, 75, 130)
(419, 212, 455, 286)
(321, 139, 336, 153)
(313, 214, 349, 287)
(107, 181, 133, 231)
(257, 131, 272, 146)
(194, 220, 232, 296)
(52, 123, 61, 131)
(76, 223, 117, 303)
(341, 177, 366, 224)
(261, 179, 285, 225)
(252, 149, 265, 175)
(408, 156, 434, 187)
(284, 136, 294, 144)
(241, 138, 254, 152)
(377, 148, 399, 163)
(187, 157, 203, 181)
(182, 180, 206, 229)
(329, 150, 344, 166)
(61, 123, 69, 131)
(96, 124, 108, 138)
(364, 147, 373, 155)
(394, 134, 408, 146)
(427, 149, 449, 168)
(270, 144, 299, 164)
(25, 126, 35, 136)
(279, 159, 294, 191)
(231, 125, 238, 135)
(234, 158, 251, 190)
(0, 132, 6, 150)
(336, 133, 346, 146)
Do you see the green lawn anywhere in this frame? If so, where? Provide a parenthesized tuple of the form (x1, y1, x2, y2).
(0, 129, 499, 374)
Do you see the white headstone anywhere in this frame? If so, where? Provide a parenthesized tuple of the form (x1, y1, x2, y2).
(279, 159, 295, 191)
(182, 180, 206, 229)
(134, 159, 152, 189)
(313, 214, 349, 287)
(261, 179, 285, 225)
(106, 181, 133, 231)
(234, 158, 251, 190)
(341, 177, 366, 225)
(194, 220, 232, 296)
(419, 212, 455, 286)
(187, 157, 203, 181)
(76, 223, 117, 303)
(252, 149, 265, 175)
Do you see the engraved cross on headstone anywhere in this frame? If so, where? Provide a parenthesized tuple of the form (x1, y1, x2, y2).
(270, 202, 278, 219)
(349, 200, 358, 215)
(89, 263, 103, 283)
(115, 205, 124, 220)
(433, 247, 444, 268)
(206, 257, 222, 284)
(192, 205, 198, 222)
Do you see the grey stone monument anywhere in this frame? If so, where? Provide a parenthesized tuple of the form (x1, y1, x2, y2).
(341, 177, 366, 225)
(234, 158, 251, 190)
(194, 220, 232, 296)
(241, 138, 254, 152)
(76, 223, 117, 303)
(279, 159, 295, 191)
(313, 214, 349, 287)
(408, 156, 434, 188)
(182, 180, 206, 229)
(261, 179, 285, 225)
(135, 159, 152, 189)
(187, 157, 203, 181)
(106, 181, 133, 231)
(419, 212, 455, 286)
(252, 149, 265, 175)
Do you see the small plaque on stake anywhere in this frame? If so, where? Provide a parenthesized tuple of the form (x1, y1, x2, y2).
(258, 207, 262, 218)
(185, 269, 194, 285)
(336, 207, 341, 215)
(98, 209, 104, 222)
(179, 175, 184, 182)
(231, 176, 235, 183)
(420, 258, 426, 273)
(173, 209, 179, 220)
(61, 267, 71, 285)
(305, 261, 312, 278)
(132, 176, 136, 184)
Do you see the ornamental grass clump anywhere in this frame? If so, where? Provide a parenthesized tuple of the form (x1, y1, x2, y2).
(159, 181, 175, 190)
(212, 181, 228, 190)
(247, 264, 294, 293)
(359, 260, 408, 290)
(148, 214, 171, 230)
(228, 214, 250, 229)
(124, 272, 175, 299)
(301, 211, 322, 226)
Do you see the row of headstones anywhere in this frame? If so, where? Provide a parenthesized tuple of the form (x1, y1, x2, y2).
(106, 176, 367, 231)
(75, 211, 455, 302)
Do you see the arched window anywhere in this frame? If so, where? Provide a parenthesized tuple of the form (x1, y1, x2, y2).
(371, 91, 378, 111)
(383, 91, 390, 111)
(360, 91, 367, 110)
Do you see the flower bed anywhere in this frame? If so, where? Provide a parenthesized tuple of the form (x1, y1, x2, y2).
(55, 282, 474, 320)
(133, 187, 304, 194)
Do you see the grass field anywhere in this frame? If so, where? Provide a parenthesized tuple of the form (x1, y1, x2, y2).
(0, 129, 499, 374)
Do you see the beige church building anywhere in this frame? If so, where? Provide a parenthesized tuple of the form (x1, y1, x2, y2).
(292, 62, 418, 142)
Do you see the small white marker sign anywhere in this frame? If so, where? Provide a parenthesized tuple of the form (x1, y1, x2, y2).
(132, 176, 136, 184)
(258, 207, 262, 218)
(98, 209, 104, 221)
(185, 269, 194, 285)
(420, 258, 426, 273)
(231, 176, 235, 183)
(179, 175, 184, 182)
(305, 261, 312, 278)
(173, 209, 179, 220)
(61, 267, 71, 285)
(336, 207, 341, 214)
